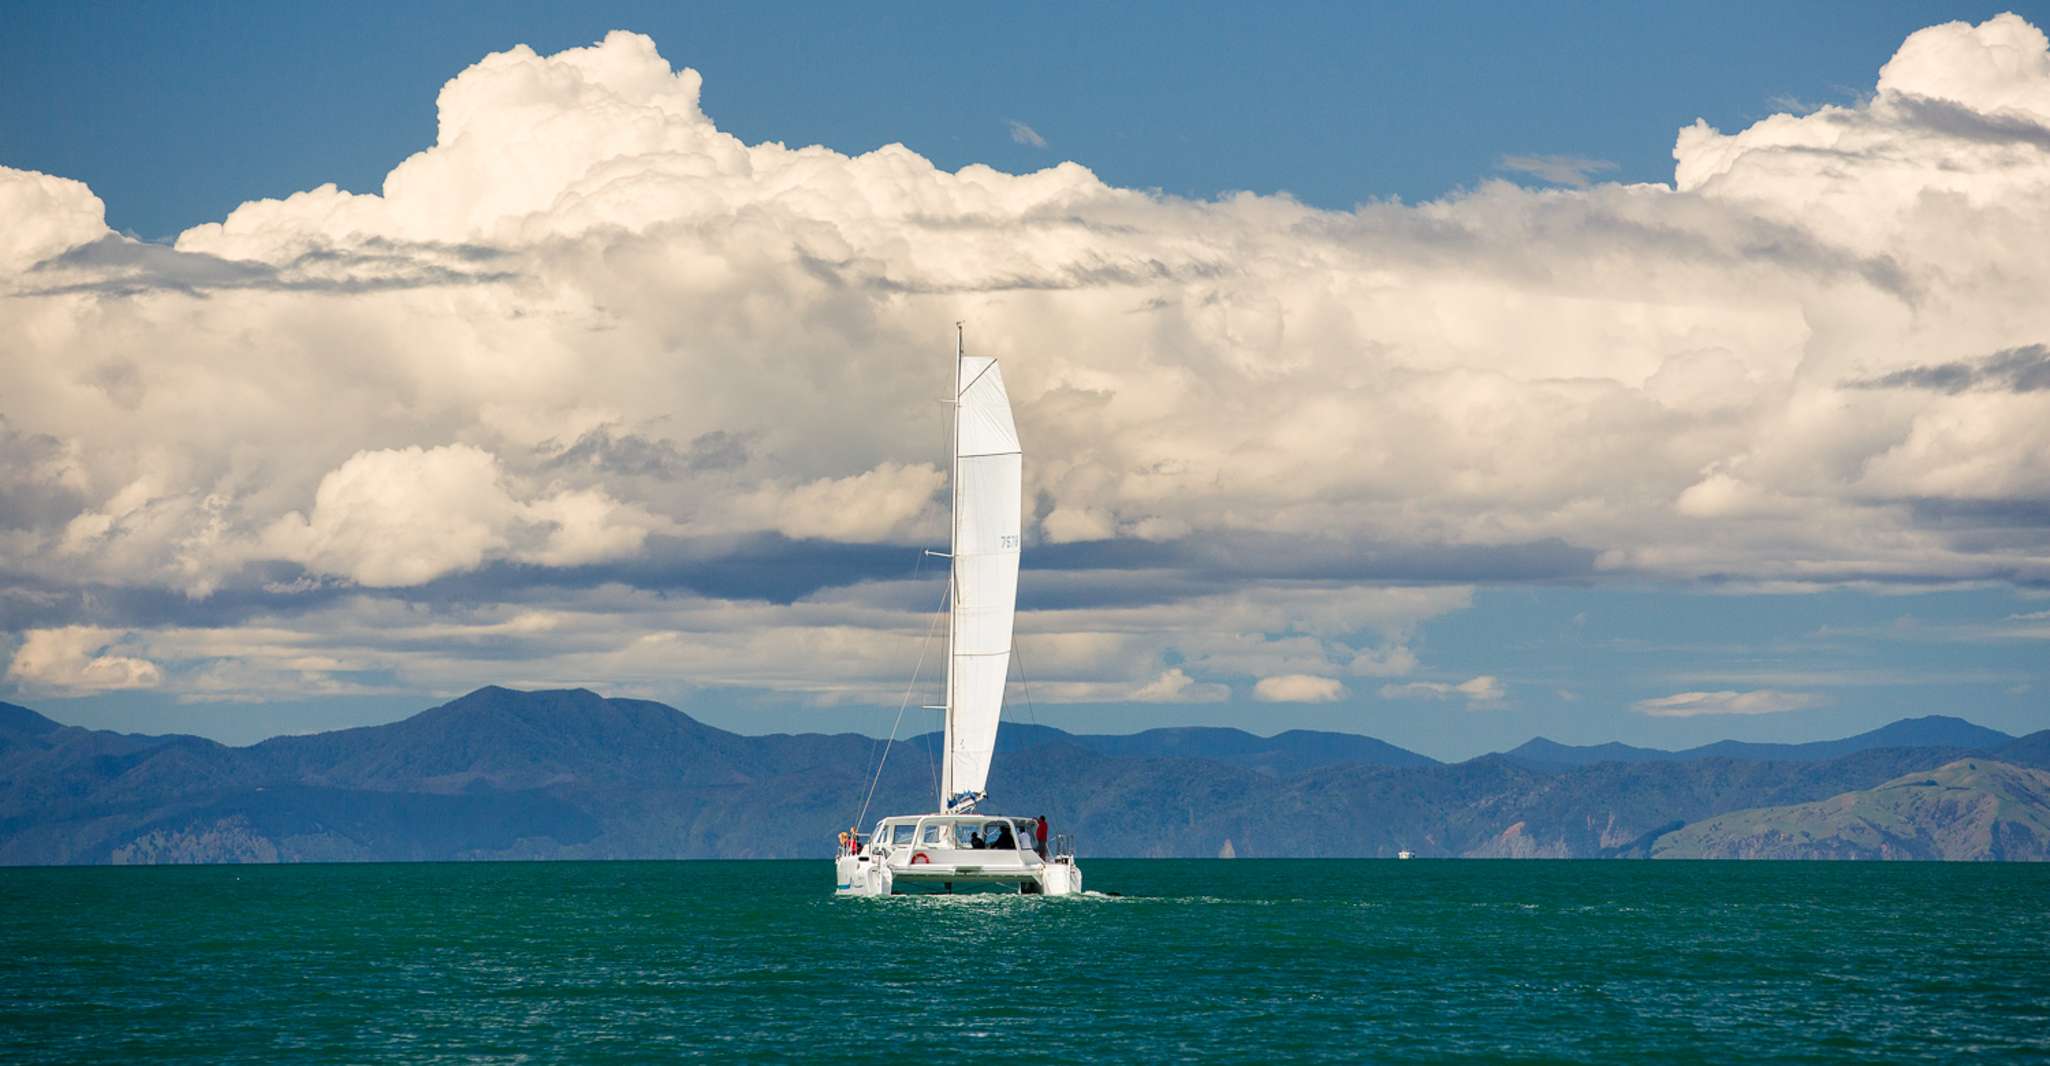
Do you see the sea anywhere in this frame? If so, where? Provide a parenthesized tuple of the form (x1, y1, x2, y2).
(3, 859, 2046, 1062)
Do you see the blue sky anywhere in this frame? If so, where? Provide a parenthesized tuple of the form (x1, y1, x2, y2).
(2, 4, 2048, 759)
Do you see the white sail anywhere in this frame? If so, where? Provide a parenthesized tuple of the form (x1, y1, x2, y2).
(942, 354, 1020, 809)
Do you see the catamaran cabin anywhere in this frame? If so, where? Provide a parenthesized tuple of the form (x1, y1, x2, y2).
(869, 815, 1045, 856)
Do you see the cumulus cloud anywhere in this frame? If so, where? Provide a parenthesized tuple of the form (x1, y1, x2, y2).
(1379, 675, 1506, 708)
(0, 168, 106, 269)
(1346, 644, 1419, 677)
(5, 626, 163, 695)
(5, 16, 2050, 708)
(264, 445, 526, 587)
(1253, 674, 1347, 703)
(1130, 667, 1230, 703)
(723, 463, 944, 542)
(262, 444, 660, 586)
(1632, 689, 1828, 717)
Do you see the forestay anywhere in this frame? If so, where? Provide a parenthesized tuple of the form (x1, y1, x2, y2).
(943, 354, 1021, 809)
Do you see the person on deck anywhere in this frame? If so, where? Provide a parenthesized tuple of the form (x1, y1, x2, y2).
(991, 823, 1016, 850)
(1035, 815, 1050, 859)
(969, 831, 985, 849)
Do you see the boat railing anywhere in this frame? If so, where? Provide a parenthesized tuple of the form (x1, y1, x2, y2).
(1052, 832, 1076, 860)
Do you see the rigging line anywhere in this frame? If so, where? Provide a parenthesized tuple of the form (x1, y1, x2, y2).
(924, 719, 939, 809)
(855, 574, 950, 833)
(1010, 635, 1042, 734)
(855, 546, 929, 800)
(852, 549, 934, 791)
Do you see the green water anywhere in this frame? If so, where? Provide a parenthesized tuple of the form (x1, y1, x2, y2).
(2, 860, 2046, 1062)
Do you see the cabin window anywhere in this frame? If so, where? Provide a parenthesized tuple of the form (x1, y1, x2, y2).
(891, 824, 916, 846)
(920, 824, 946, 845)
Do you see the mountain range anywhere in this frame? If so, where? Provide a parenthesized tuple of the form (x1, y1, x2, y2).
(3, 686, 2045, 864)
(1500, 716, 2017, 768)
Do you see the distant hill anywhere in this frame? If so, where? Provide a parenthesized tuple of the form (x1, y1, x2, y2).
(1995, 729, 2050, 770)
(1503, 715, 2013, 769)
(1500, 737, 1671, 768)
(1652, 759, 2050, 860)
(0, 700, 61, 736)
(0, 689, 2039, 864)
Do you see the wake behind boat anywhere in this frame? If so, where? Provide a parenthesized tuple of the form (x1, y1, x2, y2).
(836, 331, 1082, 897)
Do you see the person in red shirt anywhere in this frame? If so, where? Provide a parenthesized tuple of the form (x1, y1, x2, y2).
(1035, 815, 1050, 859)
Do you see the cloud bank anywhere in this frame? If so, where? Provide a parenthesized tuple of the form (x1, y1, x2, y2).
(1378, 675, 1506, 709)
(1632, 690, 1828, 718)
(4, 626, 163, 696)
(5, 16, 2050, 709)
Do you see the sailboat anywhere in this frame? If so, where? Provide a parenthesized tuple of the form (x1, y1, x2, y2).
(834, 330, 1083, 897)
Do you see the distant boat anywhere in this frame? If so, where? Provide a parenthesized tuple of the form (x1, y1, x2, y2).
(1398, 850, 1414, 860)
(835, 330, 1083, 897)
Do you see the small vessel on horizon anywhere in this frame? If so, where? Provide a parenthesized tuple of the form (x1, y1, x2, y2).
(835, 329, 1082, 897)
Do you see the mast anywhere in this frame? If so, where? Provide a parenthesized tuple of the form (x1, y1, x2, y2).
(940, 323, 962, 808)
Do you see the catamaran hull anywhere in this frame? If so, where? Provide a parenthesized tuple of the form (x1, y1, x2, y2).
(835, 855, 1082, 897)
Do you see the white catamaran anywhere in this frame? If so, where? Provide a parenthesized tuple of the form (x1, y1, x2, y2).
(835, 332, 1082, 897)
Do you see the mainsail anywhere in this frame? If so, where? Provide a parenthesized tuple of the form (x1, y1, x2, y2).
(941, 353, 1021, 811)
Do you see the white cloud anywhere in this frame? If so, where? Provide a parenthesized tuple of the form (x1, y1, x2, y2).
(1379, 675, 1506, 708)
(1253, 674, 1347, 703)
(1456, 675, 1506, 704)
(262, 444, 659, 586)
(522, 487, 665, 567)
(722, 463, 944, 542)
(263, 445, 524, 587)
(1007, 119, 1048, 148)
(1130, 667, 1229, 703)
(1673, 471, 1796, 519)
(1631, 689, 1829, 717)
(1041, 506, 1115, 543)
(5, 626, 163, 695)
(1347, 644, 1418, 677)
(0, 168, 106, 269)
(1877, 14, 2050, 119)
